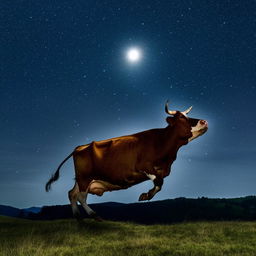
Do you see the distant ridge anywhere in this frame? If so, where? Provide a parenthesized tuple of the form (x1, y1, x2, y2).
(0, 205, 42, 218)
(1, 196, 256, 224)
(0, 205, 22, 218)
(22, 207, 42, 214)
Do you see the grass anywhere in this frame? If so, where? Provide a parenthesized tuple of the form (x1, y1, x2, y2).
(1, 216, 256, 256)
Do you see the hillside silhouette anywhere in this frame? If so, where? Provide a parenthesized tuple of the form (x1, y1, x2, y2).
(18, 196, 256, 224)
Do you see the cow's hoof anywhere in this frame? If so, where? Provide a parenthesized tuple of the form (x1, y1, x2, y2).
(94, 216, 104, 222)
(139, 193, 149, 201)
(90, 212, 103, 222)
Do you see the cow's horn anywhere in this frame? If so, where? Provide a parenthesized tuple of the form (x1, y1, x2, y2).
(165, 100, 177, 115)
(182, 106, 193, 115)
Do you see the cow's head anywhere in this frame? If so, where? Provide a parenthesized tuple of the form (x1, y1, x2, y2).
(165, 101, 208, 142)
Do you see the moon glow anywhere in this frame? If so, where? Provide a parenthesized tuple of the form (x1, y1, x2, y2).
(126, 48, 141, 63)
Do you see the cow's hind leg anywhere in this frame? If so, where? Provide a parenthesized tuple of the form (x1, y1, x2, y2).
(139, 173, 163, 201)
(68, 182, 81, 220)
(77, 191, 103, 221)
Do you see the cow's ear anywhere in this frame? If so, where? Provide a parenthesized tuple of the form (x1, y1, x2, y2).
(166, 117, 175, 126)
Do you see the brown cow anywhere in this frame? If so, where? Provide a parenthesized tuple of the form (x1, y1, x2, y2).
(45, 101, 208, 220)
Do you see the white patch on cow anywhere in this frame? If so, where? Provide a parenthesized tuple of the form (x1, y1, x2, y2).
(144, 172, 156, 181)
(151, 186, 161, 198)
(189, 120, 208, 142)
(155, 186, 161, 192)
(191, 122, 201, 132)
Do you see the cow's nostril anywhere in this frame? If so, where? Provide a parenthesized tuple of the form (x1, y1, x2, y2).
(200, 120, 206, 125)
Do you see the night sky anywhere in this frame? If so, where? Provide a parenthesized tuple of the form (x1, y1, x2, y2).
(1, 1, 256, 208)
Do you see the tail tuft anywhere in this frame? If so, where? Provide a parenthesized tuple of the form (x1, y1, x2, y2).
(45, 151, 73, 192)
(45, 170, 60, 192)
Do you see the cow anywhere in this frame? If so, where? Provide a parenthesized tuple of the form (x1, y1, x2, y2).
(45, 101, 208, 220)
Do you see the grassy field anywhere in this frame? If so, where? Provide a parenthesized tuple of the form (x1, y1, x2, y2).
(1, 216, 256, 256)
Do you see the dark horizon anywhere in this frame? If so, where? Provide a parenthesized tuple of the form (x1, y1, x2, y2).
(3, 196, 256, 226)
(3, 195, 256, 209)
(1, 1, 256, 208)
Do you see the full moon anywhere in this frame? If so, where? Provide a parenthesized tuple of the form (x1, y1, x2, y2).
(126, 48, 141, 63)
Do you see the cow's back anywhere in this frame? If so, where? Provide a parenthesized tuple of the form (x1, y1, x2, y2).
(91, 136, 141, 181)
(73, 136, 142, 183)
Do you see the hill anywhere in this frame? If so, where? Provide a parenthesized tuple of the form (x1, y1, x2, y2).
(1, 216, 256, 256)
(0, 205, 41, 218)
(2, 196, 256, 224)
(30, 196, 256, 223)
(0, 205, 21, 218)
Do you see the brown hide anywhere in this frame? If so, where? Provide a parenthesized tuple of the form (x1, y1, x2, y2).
(73, 123, 189, 192)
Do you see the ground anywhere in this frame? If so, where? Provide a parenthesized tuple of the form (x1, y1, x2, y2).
(1, 216, 256, 256)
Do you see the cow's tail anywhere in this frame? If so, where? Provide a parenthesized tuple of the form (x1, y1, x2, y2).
(45, 151, 74, 192)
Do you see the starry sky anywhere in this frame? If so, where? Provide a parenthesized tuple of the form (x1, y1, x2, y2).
(1, 1, 256, 208)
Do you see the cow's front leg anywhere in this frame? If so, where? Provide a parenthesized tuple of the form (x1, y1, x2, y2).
(138, 173, 163, 201)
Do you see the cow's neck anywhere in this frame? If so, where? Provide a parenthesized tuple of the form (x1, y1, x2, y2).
(158, 126, 188, 162)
